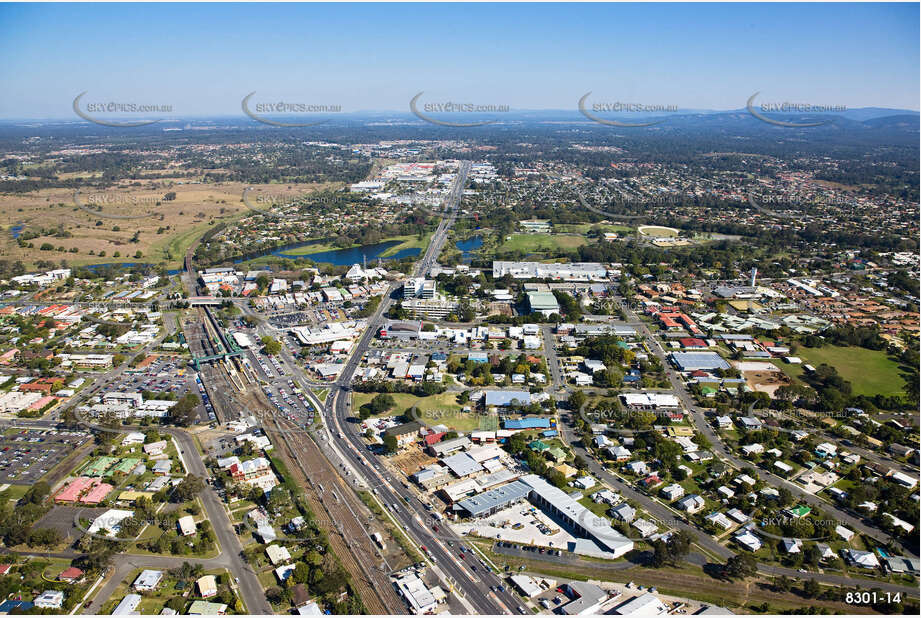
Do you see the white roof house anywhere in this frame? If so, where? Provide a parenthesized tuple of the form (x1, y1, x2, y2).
(266, 544, 292, 565)
(660, 483, 685, 500)
(177, 515, 196, 536)
(734, 530, 762, 551)
(676, 494, 706, 514)
(844, 549, 880, 569)
(836, 525, 855, 541)
(704, 512, 733, 530)
(133, 569, 163, 591)
(34, 590, 65, 609)
(112, 594, 142, 615)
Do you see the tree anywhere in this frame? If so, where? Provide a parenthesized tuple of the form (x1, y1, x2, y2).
(262, 336, 282, 356)
(382, 434, 398, 454)
(568, 390, 587, 413)
(802, 578, 820, 599)
(723, 554, 757, 580)
(292, 562, 310, 584)
(168, 392, 201, 427)
(173, 476, 205, 503)
(23, 481, 50, 505)
(370, 394, 396, 414)
(665, 529, 693, 564)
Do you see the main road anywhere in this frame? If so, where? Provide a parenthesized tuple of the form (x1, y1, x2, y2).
(311, 161, 527, 614)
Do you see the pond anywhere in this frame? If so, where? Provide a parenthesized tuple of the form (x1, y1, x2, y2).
(455, 235, 483, 262)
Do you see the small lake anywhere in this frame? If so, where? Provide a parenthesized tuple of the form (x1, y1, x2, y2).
(272, 240, 421, 265)
(10, 225, 23, 239)
(456, 235, 483, 262)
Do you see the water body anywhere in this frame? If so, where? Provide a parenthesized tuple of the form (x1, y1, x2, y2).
(10, 225, 23, 239)
(273, 240, 421, 265)
(455, 235, 483, 262)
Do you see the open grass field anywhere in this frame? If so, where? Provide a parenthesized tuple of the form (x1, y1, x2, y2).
(637, 225, 680, 237)
(775, 345, 906, 397)
(498, 233, 588, 253)
(276, 233, 431, 258)
(1, 180, 339, 269)
(378, 233, 433, 258)
(554, 223, 634, 234)
(352, 391, 485, 431)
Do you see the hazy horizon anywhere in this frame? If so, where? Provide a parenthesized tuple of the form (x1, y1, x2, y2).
(1, 3, 918, 120)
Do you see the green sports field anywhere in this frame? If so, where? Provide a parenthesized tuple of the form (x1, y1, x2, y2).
(779, 345, 906, 397)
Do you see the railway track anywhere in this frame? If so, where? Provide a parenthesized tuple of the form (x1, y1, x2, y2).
(265, 415, 404, 615)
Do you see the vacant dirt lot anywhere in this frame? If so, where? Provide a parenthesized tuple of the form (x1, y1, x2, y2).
(732, 361, 790, 397)
(390, 444, 435, 476)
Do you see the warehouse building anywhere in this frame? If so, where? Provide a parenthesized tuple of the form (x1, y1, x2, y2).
(526, 291, 561, 317)
(669, 351, 730, 372)
(456, 474, 634, 558)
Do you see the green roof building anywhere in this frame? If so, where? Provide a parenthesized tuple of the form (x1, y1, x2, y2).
(79, 456, 118, 477)
(526, 291, 560, 317)
(529, 440, 548, 452)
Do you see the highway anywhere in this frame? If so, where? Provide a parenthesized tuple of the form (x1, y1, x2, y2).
(308, 160, 527, 614)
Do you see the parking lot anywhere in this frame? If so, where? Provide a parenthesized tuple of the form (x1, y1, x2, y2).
(0, 428, 92, 484)
(451, 504, 577, 549)
(116, 355, 192, 397)
(34, 504, 101, 539)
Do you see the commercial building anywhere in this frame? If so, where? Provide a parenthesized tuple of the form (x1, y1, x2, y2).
(379, 321, 422, 340)
(291, 322, 360, 346)
(457, 475, 633, 558)
(87, 509, 134, 538)
(484, 390, 532, 408)
(620, 392, 680, 410)
(612, 593, 669, 616)
(493, 261, 608, 281)
(520, 475, 633, 557)
(402, 296, 459, 319)
(670, 351, 730, 372)
(383, 421, 423, 449)
(455, 480, 533, 518)
(393, 572, 445, 615)
(559, 581, 609, 615)
(526, 291, 560, 317)
(509, 574, 542, 597)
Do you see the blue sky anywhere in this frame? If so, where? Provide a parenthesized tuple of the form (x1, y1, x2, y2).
(0, 2, 917, 118)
